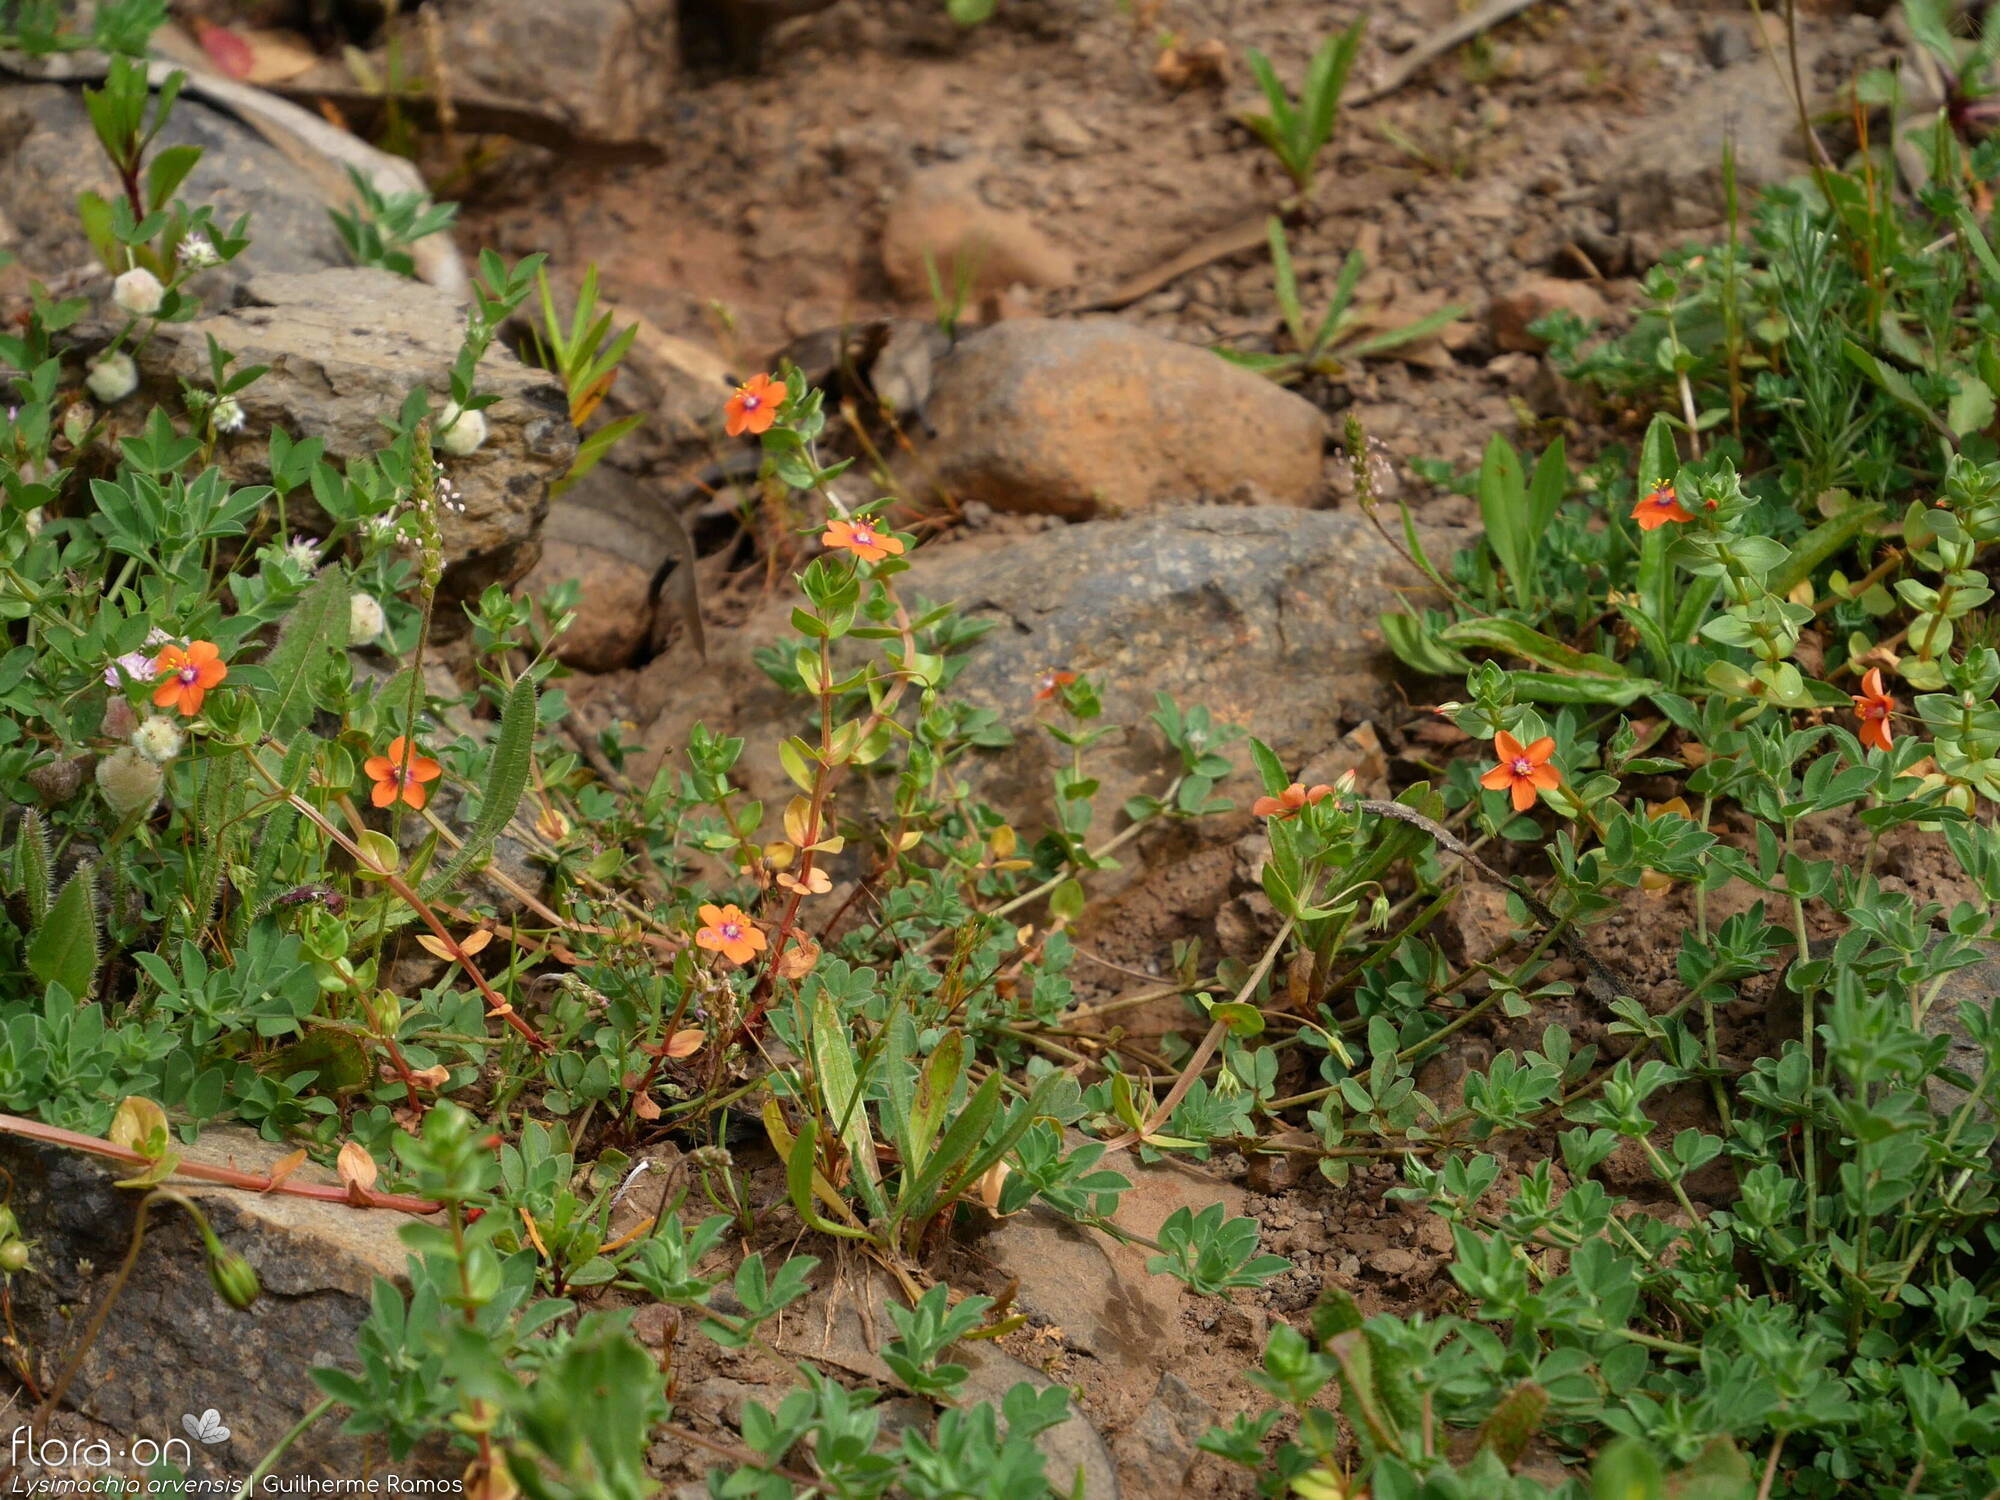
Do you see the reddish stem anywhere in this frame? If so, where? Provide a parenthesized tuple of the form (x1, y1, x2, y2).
(0, 1114, 442, 1215)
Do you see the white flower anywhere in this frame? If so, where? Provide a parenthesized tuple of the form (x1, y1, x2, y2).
(112, 267, 164, 318)
(284, 535, 322, 573)
(85, 352, 139, 404)
(434, 402, 487, 456)
(349, 592, 387, 645)
(131, 715, 183, 764)
(212, 396, 245, 433)
(23, 508, 43, 537)
(96, 747, 163, 816)
(178, 232, 219, 269)
(436, 476, 465, 515)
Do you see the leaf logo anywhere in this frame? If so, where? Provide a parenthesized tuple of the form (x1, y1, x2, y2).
(181, 1410, 230, 1445)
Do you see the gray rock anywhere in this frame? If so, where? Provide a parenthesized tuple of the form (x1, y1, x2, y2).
(517, 466, 669, 672)
(599, 506, 1428, 885)
(0, 80, 346, 296)
(1, 1126, 453, 1481)
(112, 268, 575, 610)
(1599, 53, 1819, 248)
(419, 0, 680, 140)
(980, 1152, 1244, 1366)
(913, 320, 1327, 517)
(1112, 1372, 1212, 1498)
(1915, 945, 2000, 1127)
(775, 1270, 1119, 1499)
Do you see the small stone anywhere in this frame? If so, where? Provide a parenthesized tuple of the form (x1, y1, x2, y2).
(1487, 274, 1611, 352)
(914, 318, 1328, 517)
(1368, 1247, 1422, 1277)
(880, 167, 1076, 301)
(1031, 103, 1095, 157)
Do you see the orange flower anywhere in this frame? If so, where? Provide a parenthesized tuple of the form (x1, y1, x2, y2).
(1033, 669, 1077, 701)
(1631, 482, 1693, 532)
(724, 373, 784, 437)
(150, 640, 227, 716)
(695, 903, 766, 965)
(1252, 782, 1333, 819)
(822, 516, 904, 562)
(364, 735, 443, 810)
(1479, 731, 1560, 813)
(1852, 668, 1896, 753)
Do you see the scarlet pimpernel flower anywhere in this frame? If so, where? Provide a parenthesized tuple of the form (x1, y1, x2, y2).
(725, 373, 784, 437)
(151, 640, 227, 716)
(1852, 668, 1896, 753)
(1631, 482, 1693, 532)
(1253, 782, 1332, 820)
(823, 516, 904, 562)
(364, 736, 443, 810)
(1033, 669, 1077, 702)
(695, 903, 766, 965)
(1480, 731, 1559, 812)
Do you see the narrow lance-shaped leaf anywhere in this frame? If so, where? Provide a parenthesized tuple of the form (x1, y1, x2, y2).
(425, 676, 536, 898)
(261, 570, 350, 738)
(29, 863, 100, 1000)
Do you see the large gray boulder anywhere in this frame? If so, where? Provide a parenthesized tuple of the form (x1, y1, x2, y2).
(1, 1127, 452, 1481)
(586, 505, 1429, 872)
(113, 268, 576, 609)
(0, 80, 346, 296)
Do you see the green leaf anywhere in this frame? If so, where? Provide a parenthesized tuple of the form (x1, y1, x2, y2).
(146, 145, 203, 213)
(1526, 435, 1567, 537)
(1591, 1437, 1666, 1500)
(1766, 501, 1884, 595)
(13, 809, 51, 923)
(812, 987, 884, 1213)
(425, 677, 536, 898)
(1438, 619, 1633, 679)
(1477, 434, 1529, 600)
(29, 864, 100, 999)
(909, 1029, 963, 1180)
(1381, 612, 1473, 676)
(260, 570, 349, 737)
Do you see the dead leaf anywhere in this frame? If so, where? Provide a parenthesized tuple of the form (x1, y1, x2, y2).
(262, 1147, 309, 1192)
(778, 937, 821, 980)
(633, 1091, 662, 1120)
(664, 1028, 705, 1059)
(336, 1140, 379, 1193)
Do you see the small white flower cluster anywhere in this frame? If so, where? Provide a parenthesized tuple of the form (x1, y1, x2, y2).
(349, 592, 387, 645)
(433, 401, 487, 457)
(284, 535, 322, 573)
(436, 475, 466, 515)
(86, 351, 138, 404)
(131, 715, 183, 764)
(177, 232, 220, 270)
(112, 267, 163, 318)
(185, 387, 246, 433)
(96, 748, 163, 816)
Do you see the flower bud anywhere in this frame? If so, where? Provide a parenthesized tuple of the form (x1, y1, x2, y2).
(0, 1240, 29, 1275)
(208, 1248, 261, 1310)
(25, 756, 83, 804)
(131, 715, 183, 764)
(96, 746, 164, 817)
(349, 592, 387, 645)
(85, 351, 139, 404)
(61, 402, 93, 447)
(434, 402, 487, 456)
(112, 268, 164, 317)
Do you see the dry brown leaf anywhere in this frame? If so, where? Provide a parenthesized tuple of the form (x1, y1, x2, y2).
(664, 1028, 705, 1059)
(336, 1140, 379, 1193)
(778, 937, 821, 980)
(262, 1147, 309, 1192)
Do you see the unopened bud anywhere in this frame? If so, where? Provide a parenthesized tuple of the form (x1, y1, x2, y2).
(208, 1248, 261, 1310)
